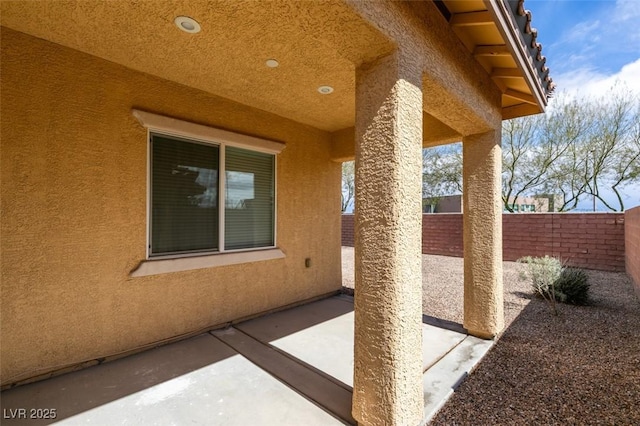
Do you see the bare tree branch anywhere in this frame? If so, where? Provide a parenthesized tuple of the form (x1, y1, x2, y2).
(341, 161, 355, 212)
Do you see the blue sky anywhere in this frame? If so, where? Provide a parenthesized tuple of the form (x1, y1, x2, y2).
(345, 1, 639, 213)
(526, 0, 640, 96)
(524, 0, 640, 210)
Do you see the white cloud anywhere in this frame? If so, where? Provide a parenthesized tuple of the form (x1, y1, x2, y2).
(564, 19, 601, 43)
(613, 0, 640, 22)
(551, 57, 640, 100)
(547, 0, 640, 78)
(610, 0, 640, 42)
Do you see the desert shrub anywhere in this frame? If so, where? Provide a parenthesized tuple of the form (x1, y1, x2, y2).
(518, 256, 590, 312)
(554, 267, 590, 305)
(518, 256, 563, 297)
(518, 256, 563, 314)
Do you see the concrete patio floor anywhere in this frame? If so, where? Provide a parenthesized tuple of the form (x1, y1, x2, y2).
(1, 295, 493, 425)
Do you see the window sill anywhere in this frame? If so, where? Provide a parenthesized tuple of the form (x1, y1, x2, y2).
(130, 248, 285, 277)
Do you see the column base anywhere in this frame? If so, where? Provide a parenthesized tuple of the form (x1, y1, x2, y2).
(466, 328, 497, 340)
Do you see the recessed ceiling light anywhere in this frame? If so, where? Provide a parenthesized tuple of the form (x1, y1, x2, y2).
(174, 16, 201, 34)
(265, 59, 280, 68)
(318, 86, 334, 94)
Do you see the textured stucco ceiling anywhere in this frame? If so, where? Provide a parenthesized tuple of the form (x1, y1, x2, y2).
(1, 0, 550, 132)
(0, 0, 394, 132)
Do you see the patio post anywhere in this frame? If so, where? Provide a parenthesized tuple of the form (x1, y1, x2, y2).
(462, 130, 504, 338)
(352, 51, 424, 426)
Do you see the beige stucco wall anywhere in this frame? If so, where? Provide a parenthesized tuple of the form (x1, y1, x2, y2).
(462, 130, 504, 338)
(345, 0, 502, 135)
(1, 28, 341, 385)
(352, 52, 424, 425)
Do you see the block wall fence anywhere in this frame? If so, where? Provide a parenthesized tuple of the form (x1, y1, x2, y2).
(625, 206, 640, 296)
(342, 213, 627, 272)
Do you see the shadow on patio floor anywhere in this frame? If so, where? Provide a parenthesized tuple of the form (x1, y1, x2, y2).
(1, 295, 492, 425)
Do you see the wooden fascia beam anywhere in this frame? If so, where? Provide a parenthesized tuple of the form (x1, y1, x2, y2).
(491, 67, 521, 78)
(502, 103, 542, 120)
(504, 89, 537, 105)
(473, 45, 510, 57)
(450, 11, 493, 27)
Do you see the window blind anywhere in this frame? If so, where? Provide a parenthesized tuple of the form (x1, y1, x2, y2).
(224, 146, 275, 250)
(151, 135, 219, 255)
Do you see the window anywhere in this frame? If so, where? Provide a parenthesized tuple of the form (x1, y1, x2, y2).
(224, 147, 275, 250)
(151, 134, 220, 255)
(151, 134, 276, 257)
(133, 110, 283, 259)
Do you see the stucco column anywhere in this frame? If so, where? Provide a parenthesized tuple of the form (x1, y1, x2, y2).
(462, 130, 504, 338)
(353, 52, 424, 426)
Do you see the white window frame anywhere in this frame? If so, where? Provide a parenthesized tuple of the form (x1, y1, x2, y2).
(131, 110, 285, 276)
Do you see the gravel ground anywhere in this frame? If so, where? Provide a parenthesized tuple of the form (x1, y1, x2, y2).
(341, 247, 640, 425)
(341, 246, 531, 327)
